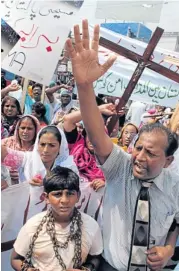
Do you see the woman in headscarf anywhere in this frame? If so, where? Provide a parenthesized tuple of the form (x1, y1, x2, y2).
(1, 125, 78, 184)
(2, 115, 41, 185)
(52, 89, 77, 126)
(118, 123, 138, 153)
(63, 103, 116, 191)
(2, 115, 40, 151)
(1, 96, 22, 136)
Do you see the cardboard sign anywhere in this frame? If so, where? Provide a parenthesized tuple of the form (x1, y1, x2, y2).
(1, 0, 84, 85)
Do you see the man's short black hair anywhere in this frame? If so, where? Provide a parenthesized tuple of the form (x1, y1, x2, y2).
(32, 83, 42, 90)
(138, 122, 178, 156)
(43, 166, 80, 194)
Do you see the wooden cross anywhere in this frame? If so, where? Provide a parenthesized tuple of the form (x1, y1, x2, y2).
(99, 27, 179, 135)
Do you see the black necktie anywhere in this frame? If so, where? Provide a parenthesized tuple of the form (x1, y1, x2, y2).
(127, 182, 153, 271)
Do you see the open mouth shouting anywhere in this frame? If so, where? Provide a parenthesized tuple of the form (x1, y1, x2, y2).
(133, 160, 147, 175)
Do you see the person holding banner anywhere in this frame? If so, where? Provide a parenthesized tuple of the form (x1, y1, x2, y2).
(24, 83, 51, 123)
(1, 125, 78, 184)
(66, 20, 179, 270)
(11, 166, 103, 271)
(1, 81, 20, 99)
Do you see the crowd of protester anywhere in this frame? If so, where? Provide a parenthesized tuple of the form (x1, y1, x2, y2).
(1, 20, 179, 271)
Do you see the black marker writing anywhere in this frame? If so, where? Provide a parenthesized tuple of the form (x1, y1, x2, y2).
(8, 50, 26, 71)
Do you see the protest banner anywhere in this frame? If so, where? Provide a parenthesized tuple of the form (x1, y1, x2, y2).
(1, 0, 84, 85)
(1, 18, 20, 62)
(90, 26, 179, 108)
(1, 181, 104, 271)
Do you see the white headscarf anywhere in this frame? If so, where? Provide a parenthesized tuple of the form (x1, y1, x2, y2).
(51, 90, 74, 124)
(23, 125, 79, 180)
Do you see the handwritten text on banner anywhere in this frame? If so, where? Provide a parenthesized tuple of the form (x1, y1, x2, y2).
(91, 26, 179, 108)
(1, 0, 84, 85)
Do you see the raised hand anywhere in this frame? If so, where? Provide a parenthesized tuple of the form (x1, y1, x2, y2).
(66, 19, 117, 86)
(99, 103, 125, 117)
(99, 103, 116, 116)
(7, 84, 20, 92)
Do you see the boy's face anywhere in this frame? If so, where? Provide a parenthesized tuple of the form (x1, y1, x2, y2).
(45, 189, 80, 219)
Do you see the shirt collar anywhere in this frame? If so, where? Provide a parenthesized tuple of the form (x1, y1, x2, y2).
(151, 171, 165, 192)
(130, 170, 165, 192)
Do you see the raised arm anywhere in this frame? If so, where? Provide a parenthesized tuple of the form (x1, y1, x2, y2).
(63, 103, 116, 132)
(45, 84, 71, 103)
(63, 110, 82, 132)
(1, 84, 20, 99)
(66, 20, 117, 164)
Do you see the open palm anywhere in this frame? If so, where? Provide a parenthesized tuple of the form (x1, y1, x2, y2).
(66, 20, 116, 85)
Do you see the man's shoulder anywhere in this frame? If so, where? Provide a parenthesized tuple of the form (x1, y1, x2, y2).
(101, 144, 131, 168)
(161, 168, 179, 190)
(163, 167, 179, 180)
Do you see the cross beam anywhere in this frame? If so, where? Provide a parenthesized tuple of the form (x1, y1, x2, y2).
(99, 27, 179, 135)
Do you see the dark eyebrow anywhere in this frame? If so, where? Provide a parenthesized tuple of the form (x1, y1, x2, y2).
(135, 143, 160, 156)
(145, 147, 160, 156)
(49, 142, 57, 145)
(40, 141, 57, 144)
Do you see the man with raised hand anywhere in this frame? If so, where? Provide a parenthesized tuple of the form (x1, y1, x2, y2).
(66, 20, 179, 271)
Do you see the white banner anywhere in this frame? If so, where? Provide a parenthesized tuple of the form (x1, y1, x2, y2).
(1, 181, 104, 271)
(91, 26, 179, 108)
(1, 0, 84, 85)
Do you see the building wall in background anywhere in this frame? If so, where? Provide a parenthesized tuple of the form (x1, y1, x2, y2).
(101, 22, 152, 42)
(157, 37, 178, 51)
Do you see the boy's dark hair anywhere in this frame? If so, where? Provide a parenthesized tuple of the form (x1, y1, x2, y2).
(32, 102, 46, 117)
(32, 83, 42, 90)
(137, 122, 178, 156)
(43, 166, 80, 194)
